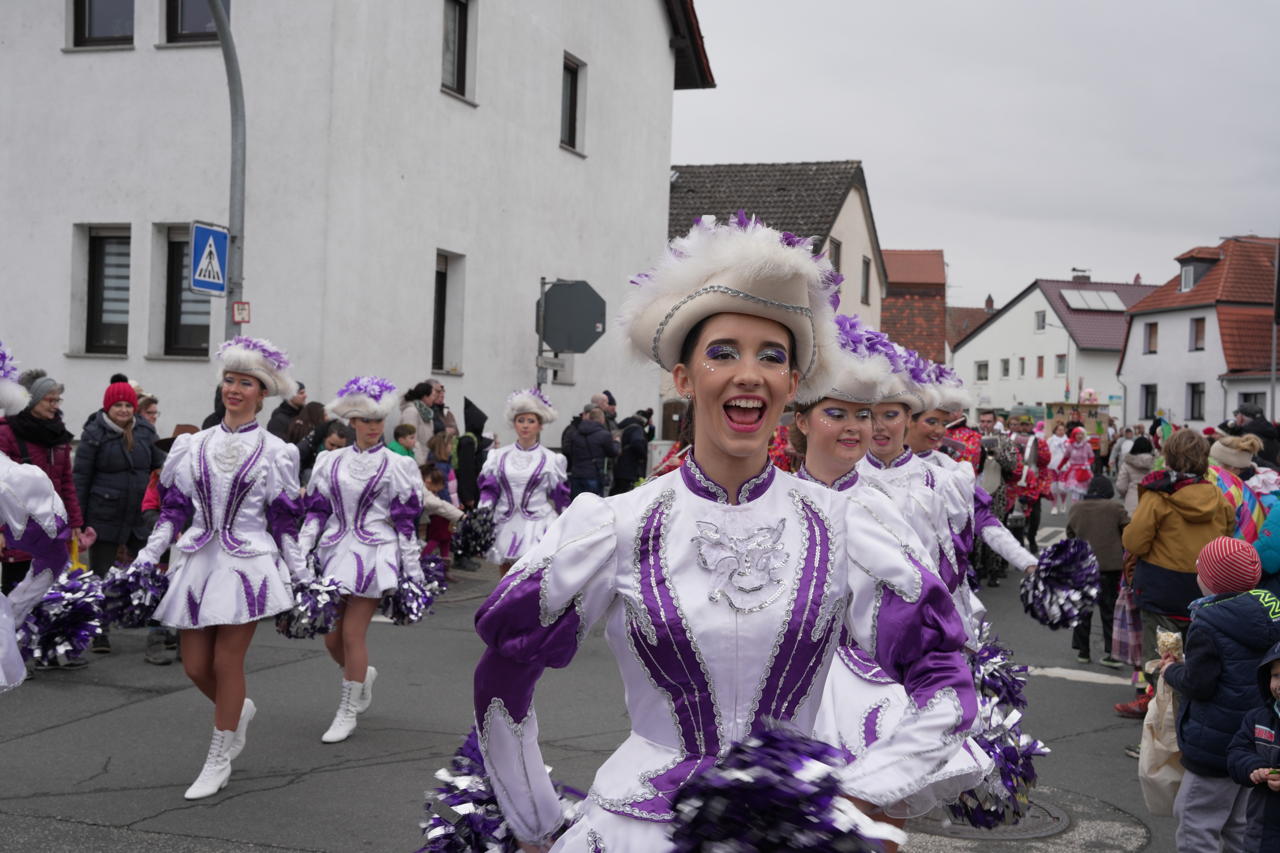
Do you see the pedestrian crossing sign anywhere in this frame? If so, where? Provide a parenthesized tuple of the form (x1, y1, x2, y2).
(189, 221, 229, 297)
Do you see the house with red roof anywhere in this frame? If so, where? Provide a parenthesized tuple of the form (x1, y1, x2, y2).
(1117, 236, 1280, 427)
(951, 277, 1154, 414)
(881, 250, 947, 363)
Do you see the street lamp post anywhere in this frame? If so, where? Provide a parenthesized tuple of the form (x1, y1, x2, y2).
(205, 0, 245, 337)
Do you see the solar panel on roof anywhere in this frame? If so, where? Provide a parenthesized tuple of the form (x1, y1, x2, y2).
(1060, 289, 1091, 310)
(1060, 288, 1125, 312)
(1097, 291, 1127, 311)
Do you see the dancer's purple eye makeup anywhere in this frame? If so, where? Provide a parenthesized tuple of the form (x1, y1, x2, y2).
(822, 407, 847, 420)
(705, 343, 739, 360)
(759, 346, 788, 364)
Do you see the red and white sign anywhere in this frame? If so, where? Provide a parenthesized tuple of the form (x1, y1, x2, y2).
(232, 301, 251, 324)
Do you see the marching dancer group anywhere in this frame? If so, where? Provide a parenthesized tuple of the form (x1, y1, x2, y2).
(1, 211, 1085, 851)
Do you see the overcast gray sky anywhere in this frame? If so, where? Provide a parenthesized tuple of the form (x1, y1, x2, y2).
(671, 0, 1280, 308)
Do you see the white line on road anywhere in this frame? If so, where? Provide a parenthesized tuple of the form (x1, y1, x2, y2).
(1028, 665, 1133, 687)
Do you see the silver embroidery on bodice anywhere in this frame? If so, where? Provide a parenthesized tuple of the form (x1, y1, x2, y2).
(692, 517, 790, 612)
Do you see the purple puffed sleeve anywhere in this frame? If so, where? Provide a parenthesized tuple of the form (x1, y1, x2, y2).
(155, 480, 195, 541)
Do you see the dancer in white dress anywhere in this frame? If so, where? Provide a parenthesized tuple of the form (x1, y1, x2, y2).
(0, 345, 71, 692)
(467, 215, 976, 852)
(476, 388, 568, 574)
(130, 337, 310, 800)
(300, 376, 428, 743)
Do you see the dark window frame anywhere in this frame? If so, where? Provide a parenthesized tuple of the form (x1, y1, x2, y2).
(860, 256, 871, 305)
(828, 237, 842, 273)
(86, 234, 130, 354)
(73, 0, 134, 47)
(560, 56, 581, 149)
(164, 238, 211, 356)
(1034, 310, 1046, 331)
(165, 0, 228, 44)
(1054, 353, 1067, 376)
(1000, 358, 1010, 378)
(441, 0, 468, 95)
(1187, 382, 1205, 421)
(1141, 384, 1158, 419)
(432, 255, 449, 371)
(1036, 355, 1044, 378)
(1190, 316, 1206, 351)
(975, 361, 989, 382)
(1144, 321, 1158, 354)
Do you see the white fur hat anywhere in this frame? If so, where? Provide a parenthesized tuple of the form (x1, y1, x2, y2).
(879, 342, 931, 415)
(796, 315, 892, 405)
(0, 340, 29, 416)
(923, 361, 974, 413)
(216, 336, 296, 398)
(504, 388, 558, 426)
(326, 376, 398, 421)
(622, 213, 841, 379)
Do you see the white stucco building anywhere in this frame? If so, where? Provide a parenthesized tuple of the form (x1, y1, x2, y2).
(1117, 237, 1280, 428)
(951, 278, 1153, 415)
(0, 0, 713, 439)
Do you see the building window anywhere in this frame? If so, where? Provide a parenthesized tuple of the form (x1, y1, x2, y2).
(1189, 317, 1205, 351)
(1034, 310, 1046, 332)
(1036, 355, 1044, 378)
(1143, 321, 1158, 353)
(1187, 382, 1205, 421)
(1018, 356, 1025, 377)
(1141, 384, 1158, 419)
(73, 0, 134, 47)
(827, 238, 842, 273)
(975, 361, 989, 382)
(1054, 353, 1067, 376)
(860, 256, 871, 305)
(1000, 358, 1010, 379)
(560, 55, 581, 148)
(1241, 392, 1266, 411)
(442, 0, 468, 95)
(164, 237, 211, 356)
(432, 254, 450, 371)
(165, 0, 227, 43)
(1179, 266, 1194, 293)
(86, 232, 131, 354)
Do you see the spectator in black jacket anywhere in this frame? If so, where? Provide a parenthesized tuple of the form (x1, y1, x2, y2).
(611, 413, 649, 495)
(1228, 641, 1280, 853)
(266, 382, 306, 439)
(455, 398, 492, 509)
(73, 380, 166, 653)
(564, 406, 618, 498)
(1219, 403, 1280, 465)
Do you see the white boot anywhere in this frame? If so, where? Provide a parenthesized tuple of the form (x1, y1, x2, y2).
(184, 728, 234, 800)
(321, 679, 359, 743)
(228, 698, 256, 761)
(352, 666, 377, 714)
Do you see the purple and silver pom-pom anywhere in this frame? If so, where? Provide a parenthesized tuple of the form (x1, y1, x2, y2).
(418, 727, 584, 853)
(380, 560, 445, 627)
(670, 727, 901, 852)
(970, 622, 1029, 710)
(18, 568, 104, 665)
(452, 506, 496, 560)
(949, 704, 1050, 829)
(337, 375, 397, 401)
(0, 339, 19, 382)
(100, 561, 169, 628)
(275, 575, 345, 639)
(1019, 538, 1101, 630)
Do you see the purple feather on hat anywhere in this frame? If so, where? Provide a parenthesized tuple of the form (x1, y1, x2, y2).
(217, 335, 291, 370)
(337, 376, 397, 401)
(0, 340, 19, 382)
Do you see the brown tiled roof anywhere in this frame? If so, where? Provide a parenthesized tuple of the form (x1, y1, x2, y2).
(668, 161, 862, 241)
(947, 306, 990, 349)
(1128, 237, 1279, 315)
(1218, 304, 1280, 373)
(883, 250, 946, 287)
(1038, 280, 1154, 351)
(882, 292, 947, 363)
(1176, 246, 1223, 262)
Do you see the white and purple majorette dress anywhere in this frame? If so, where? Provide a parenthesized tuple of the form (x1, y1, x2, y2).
(0, 452, 70, 691)
(472, 456, 977, 850)
(301, 442, 427, 597)
(135, 422, 306, 628)
(796, 462, 992, 819)
(476, 442, 569, 564)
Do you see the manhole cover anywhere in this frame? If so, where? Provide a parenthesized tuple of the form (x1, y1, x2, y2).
(907, 796, 1071, 840)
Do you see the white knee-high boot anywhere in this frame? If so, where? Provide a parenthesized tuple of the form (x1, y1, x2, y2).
(322, 679, 360, 743)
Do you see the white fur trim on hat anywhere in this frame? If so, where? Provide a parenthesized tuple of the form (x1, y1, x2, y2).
(326, 376, 398, 422)
(796, 340, 891, 406)
(216, 336, 296, 398)
(504, 388, 558, 425)
(622, 213, 841, 380)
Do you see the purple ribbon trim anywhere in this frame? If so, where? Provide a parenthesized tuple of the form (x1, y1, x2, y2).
(322, 460, 349, 546)
(353, 455, 390, 545)
(265, 491, 304, 551)
(550, 482, 571, 513)
(476, 473, 499, 506)
(220, 436, 265, 553)
(190, 433, 218, 549)
(3, 516, 70, 575)
(519, 454, 548, 520)
(389, 492, 422, 539)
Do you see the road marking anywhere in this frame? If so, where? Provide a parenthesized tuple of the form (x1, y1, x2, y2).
(1027, 666, 1133, 687)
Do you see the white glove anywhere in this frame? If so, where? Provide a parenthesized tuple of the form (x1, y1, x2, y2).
(398, 533, 426, 584)
(134, 521, 176, 568)
(297, 519, 321, 560)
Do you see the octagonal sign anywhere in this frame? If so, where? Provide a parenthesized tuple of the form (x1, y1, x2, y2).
(538, 279, 606, 354)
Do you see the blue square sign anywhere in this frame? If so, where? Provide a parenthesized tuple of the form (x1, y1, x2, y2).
(190, 221, 229, 297)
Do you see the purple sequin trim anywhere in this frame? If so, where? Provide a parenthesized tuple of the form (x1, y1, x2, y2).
(322, 459, 348, 547)
(518, 454, 548, 520)
(220, 436, 265, 554)
(353, 455, 390, 545)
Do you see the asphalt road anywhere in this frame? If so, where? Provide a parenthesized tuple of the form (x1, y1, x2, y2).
(0, 503, 1173, 852)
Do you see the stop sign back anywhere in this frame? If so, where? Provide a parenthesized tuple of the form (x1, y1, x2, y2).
(537, 279, 606, 354)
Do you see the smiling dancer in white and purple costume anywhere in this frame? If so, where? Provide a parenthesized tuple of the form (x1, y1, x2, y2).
(130, 336, 310, 800)
(466, 215, 976, 852)
(790, 324, 989, 844)
(0, 342, 70, 693)
(476, 388, 568, 574)
(300, 376, 427, 744)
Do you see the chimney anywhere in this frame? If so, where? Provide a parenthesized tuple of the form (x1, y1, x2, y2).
(984, 294, 994, 312)
(1071, 266, 1091, 282)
